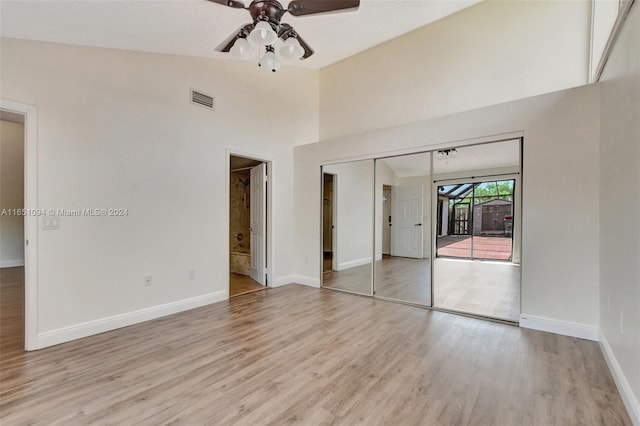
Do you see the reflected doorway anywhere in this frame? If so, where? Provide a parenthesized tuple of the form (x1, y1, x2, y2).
(321, 160, 374, 296)
(322, 173, 336, 274)
(374, 153, 431, 306)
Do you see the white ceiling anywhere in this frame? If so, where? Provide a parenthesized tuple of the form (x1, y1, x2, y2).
(0, 0, 481, 69)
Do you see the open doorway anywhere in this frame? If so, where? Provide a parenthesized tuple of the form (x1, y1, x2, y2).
(322, 173, 336, 274)
(0, 111, 25, 356)
(229, 155, 268, 297)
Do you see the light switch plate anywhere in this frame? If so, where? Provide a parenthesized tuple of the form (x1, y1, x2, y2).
(42, 215, 60, 230)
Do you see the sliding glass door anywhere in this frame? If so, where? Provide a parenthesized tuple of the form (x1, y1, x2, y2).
(436, 179, 515, 261)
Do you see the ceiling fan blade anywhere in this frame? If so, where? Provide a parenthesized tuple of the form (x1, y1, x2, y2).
(296, 32, 314, 59)
(207, 0, 246, 9)
(215, 24, 252, 52)
(287, 0, 359, 16)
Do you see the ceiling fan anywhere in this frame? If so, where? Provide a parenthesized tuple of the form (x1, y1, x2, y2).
(208, 0, 360, 71)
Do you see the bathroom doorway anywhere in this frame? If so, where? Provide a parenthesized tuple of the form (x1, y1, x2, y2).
(229, 155, 268, 297)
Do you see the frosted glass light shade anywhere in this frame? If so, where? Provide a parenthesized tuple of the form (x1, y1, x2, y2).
(230, 38, 256, 59)
(249, 21, 277, 45)
(260, 50, 281, 72)
(279, 37, 304, 60)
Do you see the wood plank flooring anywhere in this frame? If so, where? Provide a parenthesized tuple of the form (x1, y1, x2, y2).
(0, 284, 631, 425)
(229, 272, 265, 297)
(433, 258, 520, 321)
(323, 256, 519, 321)
(0, 267, 24, 359)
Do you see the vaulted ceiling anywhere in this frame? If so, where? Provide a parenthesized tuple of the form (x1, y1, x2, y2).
(0, 0, 481, 69)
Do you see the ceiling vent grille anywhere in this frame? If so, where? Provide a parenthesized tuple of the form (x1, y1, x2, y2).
(190, 89, 215, 111)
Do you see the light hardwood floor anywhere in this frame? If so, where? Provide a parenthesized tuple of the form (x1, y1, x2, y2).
(0, 284, 630, 425)
(433, 258, 520, 321)
(0, 267, 24, 359)
(323, 256, 519, 321)
(229, 272, 265, 297)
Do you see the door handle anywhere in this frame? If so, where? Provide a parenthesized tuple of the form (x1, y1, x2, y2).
(414, 223, 422, 226)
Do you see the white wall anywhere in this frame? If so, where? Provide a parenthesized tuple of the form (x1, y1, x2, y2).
(0, 120, 25, 267)
(323, 161, 374, 270)
(295, 83, 601, 332)
(598, 3, 640, 423)
(0, 38, 319, 345)
(319, 0, 591, 140)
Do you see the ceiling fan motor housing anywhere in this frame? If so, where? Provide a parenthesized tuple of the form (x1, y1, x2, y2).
(248, 0, 286, 32)
(211, 0, 360, 61)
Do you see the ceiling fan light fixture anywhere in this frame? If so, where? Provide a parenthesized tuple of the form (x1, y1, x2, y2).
(249, 21, 277, 45)
(259, 47, 281, 72)
(230, 37, 256, 59)
(279, 37, 304, 60)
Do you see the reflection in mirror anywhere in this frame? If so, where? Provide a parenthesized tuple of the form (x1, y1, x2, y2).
(321, 160, 374, 296)
(432, 139, 521, 321)
(374, 153, 431, 306)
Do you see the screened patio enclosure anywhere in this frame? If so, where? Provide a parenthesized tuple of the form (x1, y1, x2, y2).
(436, 180, 515, 261)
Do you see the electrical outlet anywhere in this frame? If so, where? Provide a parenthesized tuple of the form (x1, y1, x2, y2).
(188, 269, 195, 280)
(144, 275, 152, 287)
(620, 312, 624, 334)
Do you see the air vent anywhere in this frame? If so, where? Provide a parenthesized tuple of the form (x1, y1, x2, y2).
(190, 89, 215, 111)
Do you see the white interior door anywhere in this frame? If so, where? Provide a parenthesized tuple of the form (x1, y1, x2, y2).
(391, 184, 423, 259)
(250, 163, 266, 285)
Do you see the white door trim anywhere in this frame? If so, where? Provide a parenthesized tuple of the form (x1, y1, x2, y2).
(1, 99, 38, 351)
(226, 149, 272, 293)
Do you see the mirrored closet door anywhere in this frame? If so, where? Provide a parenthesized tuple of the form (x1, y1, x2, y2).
(373, 153, 432, 306)
(321, 160, 374, 296)
(432, 139, 521, 322)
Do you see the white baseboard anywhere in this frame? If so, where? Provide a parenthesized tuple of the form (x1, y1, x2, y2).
(271, 275, 296, 288)
(519, 314, 598, 341)
(35, 291, 227, 349)
(599, 330, 640, 425)
(290, 275, 321, 288)
(1, 259, 24, 268)
(337, 257, 371, 271)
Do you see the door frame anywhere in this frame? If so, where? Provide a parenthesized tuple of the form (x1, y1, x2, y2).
(1, 99, 38, 351)
(226, 149, 272, 296)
